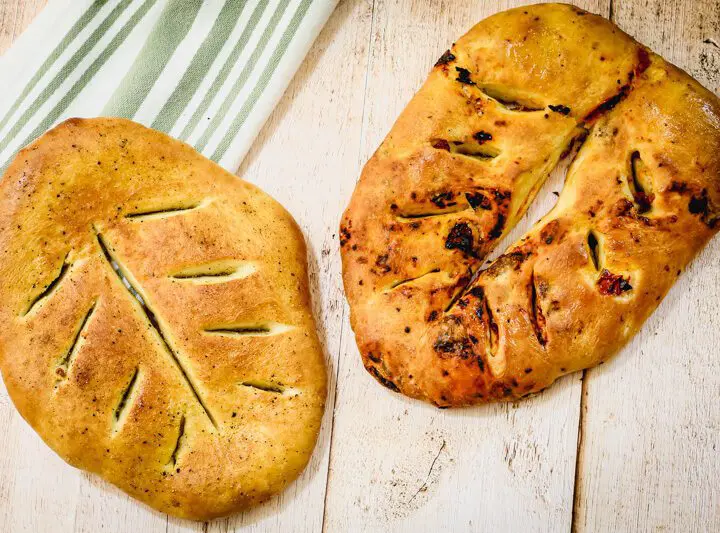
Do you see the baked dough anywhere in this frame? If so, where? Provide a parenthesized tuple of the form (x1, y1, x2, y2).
(340, 4, 720, 406)
(0, 118, 326, 519)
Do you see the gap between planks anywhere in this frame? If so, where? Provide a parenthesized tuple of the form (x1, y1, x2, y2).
(320, 1, 378, 531)
(570, 370, 589, 532)
(570, 3, 613, 528)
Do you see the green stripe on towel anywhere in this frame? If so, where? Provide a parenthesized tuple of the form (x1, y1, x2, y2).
(151, 0, 248, 133)
(193, 0, 291, 152)
(1, 0, 158, 173)
(102, 0, 204, 118)
(179, 0, 269, 141)
(0, 0, 133, 154)
(211, 0, 313, 162)
(0, 0, 109, 135)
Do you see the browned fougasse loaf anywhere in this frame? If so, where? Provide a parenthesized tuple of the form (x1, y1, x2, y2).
(340, 3, 720, 407)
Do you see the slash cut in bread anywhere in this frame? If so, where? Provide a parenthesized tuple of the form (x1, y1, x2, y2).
(0, 118, 326, 519)
(340, 3, 720, 407)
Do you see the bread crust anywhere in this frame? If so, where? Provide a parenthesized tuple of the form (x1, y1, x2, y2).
(0, 118, 326, 519)
(340, 3, 720, 407)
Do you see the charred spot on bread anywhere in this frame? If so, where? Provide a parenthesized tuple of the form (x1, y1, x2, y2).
(689, 190, 710, 216)
(468, 286, 485, 299)
(455, 67, 476, 85)
(668, 180, 689, 193)
(431, 191, 456, 208)
(375, 254, 391, 273)
(488, 213, 506, 240)
(433, 337, 472, 355)
(367, 366, 399, 392)
(548, 104, 571, 115)
(431, 139, 451, 151)
(633, 191, 654, 213)
(489, 382, 513, 399)
(433, 319, 475, 359)
(689, 193, 719, 228)
(445, 223, 476, 256)
(435, 50, 456, 67)
(339, 226, 352, 247)
(473, 131, 493, 144)
(597, 269, 633, 295)
(612, 198, 636, 218)
(466, 191, 492, 210)
(585, 85, 630, 121)
(667, 183, 717, 228)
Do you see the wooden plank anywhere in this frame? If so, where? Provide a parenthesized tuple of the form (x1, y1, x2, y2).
(0, 0, 48, 55)
(197, 1, 374, 531)
(322, 2, 607, 532)
(573, 1, 720, 531)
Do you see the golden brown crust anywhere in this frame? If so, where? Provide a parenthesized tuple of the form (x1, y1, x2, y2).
(0, 118, 326, 519)
(340, 3, 720, 407)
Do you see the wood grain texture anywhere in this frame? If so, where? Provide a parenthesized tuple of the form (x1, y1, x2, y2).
(573, 1, 720, 532)
(0, 0, 47, 55)
(0, 1, 718, 532)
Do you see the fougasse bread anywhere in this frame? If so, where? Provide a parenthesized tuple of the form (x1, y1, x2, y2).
(0, 118, 326, 519)
(340, 3, 720, 407)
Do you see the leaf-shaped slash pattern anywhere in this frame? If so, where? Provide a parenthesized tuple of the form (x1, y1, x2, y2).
(95, 230, 217, 428)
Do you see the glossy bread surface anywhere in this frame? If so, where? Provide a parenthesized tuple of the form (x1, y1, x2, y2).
(341, 3, 720, 406)
(0, 118, 326, 519)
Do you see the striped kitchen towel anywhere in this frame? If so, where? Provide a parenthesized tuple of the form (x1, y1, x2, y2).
(0, 0, 338, 174)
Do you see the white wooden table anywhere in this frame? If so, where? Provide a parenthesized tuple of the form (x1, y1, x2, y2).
(1, 0, 718, 531)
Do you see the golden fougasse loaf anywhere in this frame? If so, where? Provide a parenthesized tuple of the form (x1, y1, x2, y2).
(0, 118, 326, 520)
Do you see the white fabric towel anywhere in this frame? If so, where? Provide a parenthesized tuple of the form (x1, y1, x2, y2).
(0, 0, 338, 173)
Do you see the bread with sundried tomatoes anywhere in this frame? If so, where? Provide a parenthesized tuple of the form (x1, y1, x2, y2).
(340, 3, 720, 406)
